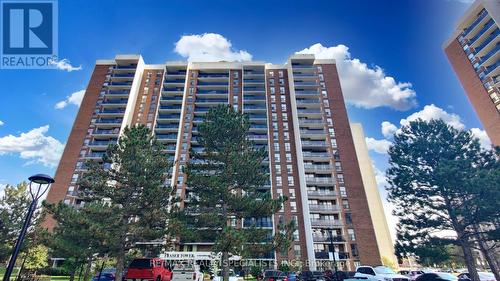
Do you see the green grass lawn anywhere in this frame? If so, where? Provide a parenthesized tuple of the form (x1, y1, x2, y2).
(0, 267, 82, 281)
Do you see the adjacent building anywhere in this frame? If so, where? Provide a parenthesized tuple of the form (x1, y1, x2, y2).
(444, 0, 500, 146)
(351, 123, 397, 267)
(44, 54, 385, 270)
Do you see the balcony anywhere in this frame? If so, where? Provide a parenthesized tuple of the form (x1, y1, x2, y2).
(479, 43, 500, 66)
(95, 119, 123, 125)
(314, 251, 350, 260)
(243, 105, 267, 111)
(307, 190, 338, 198)
(108, 81, 132, 87)
(297, 99, 321, 104)
(247, 114, 267, 121)
(469, 19, 495, 46)
(463, 9, 488, 37)
(197, 73, 229, 78)
(99, 109, 126, 115)
(93, 129, 119, 136)
(304, 164, 333, 173)
(302, 152, 330, 159)
(197, 81, 229, 86)
(195, 98, 228, 103)
(156, 134, 178, 140)
(309, 204, 341, 212)
(243, 79, 265, 84)
(475, 28, 499, 56)
(102, 99, 128, 105)
(159, 105, 182, 111)
(312, 235, 345, 243)
(111, 73, 135, 78)
(88, 140, 115, 148)
(301, 140, 328, 148)
(294, 81, 319, 87)
(85, 152, 106, 159)
(115, 64, 137, 70)
(306, 177, 335, 186)
(157, 114, 181, 120)
(106, 90, 129, 96)
(310, 219, 343, 228)
(197, 90, 227, 95)
(244, 87, 266, 93)
(295, 90, 319, 96)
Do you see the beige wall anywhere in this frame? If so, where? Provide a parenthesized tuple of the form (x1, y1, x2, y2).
(350, 123, 397, 266)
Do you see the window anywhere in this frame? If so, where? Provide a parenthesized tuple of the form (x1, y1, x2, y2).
(283, 123, 289, 131)
(270, 87, 275, 94)
(286, 164, 293, 173)
(282, 113, 288, 121)
(281, 104, 287, 111)
(348, 229, 356, 241)
(276, 176, 282, 186)
(269, 71, 274, 77)
(274, 143, 280, 151)
(285, 143, 291, 151)
(337, 173, 344, 183)
(284, 132, 290, 140)
(289, 189, 295, 199)
(279, 71, 284, 78)
(71, 174, 79, 183)
(288, 176, 294, 186)
(280, 95, 286, 103)
(271, 95, 276, 102)
(280, 87, 285, 94)
(279, 78, 284, 85)
(274, 153, 281, 162)
(275, 165, 281, 173)
(286, 153, 292, 162)
(272, 113, 277, 121)
(290, 202, 297, 212)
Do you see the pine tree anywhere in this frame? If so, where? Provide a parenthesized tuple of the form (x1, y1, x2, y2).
(386, 119, 499, 281)
(44, 201, 115, 281)
(78, 125, 173, 281)
(170, 105, 293, 281)
(0, 182, 31, 262)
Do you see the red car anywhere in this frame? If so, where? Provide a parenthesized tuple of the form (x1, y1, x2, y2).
(125, 258, 173, 281)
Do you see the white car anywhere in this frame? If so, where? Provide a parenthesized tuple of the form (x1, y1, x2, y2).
(457, 272, 496, 281)
(213, 270, 244, 281)
(355, 266, 410, 281)
(171, 263, 203, 281)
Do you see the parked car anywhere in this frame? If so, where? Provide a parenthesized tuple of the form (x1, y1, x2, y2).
(457, 272, 496, 281)
(125, 258, 173, 281)
(263, 270, 288, 281)
(298, 271, 316, 281)
(213, 270, 244, 281)
(354, 266, 410, 281)
(415, 272, 457, 281)
(399, 270, 425, 281)
(171, 263, 203, 281)
(93, 268, 117, 281)
(285, 272, 298, 281)
(323, 270, 350, 281)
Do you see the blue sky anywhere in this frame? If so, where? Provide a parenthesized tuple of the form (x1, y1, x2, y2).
(0, 0, 484, 236)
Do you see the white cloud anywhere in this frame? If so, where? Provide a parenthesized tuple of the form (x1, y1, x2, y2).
(365, 137, 392, 154)
(0, 120, 4, 126)
(0, 125, 64, 167)
(296, 43, 417, 111)
(55, 89, 86, 109)
(399, 104, 465, 130)
(49, 58, 83, 72)
(470, 128, 492, 149)
(381, 121, 397, 139)
(174, 33, 252, 62)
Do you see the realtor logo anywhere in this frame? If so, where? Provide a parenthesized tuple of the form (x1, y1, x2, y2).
(1, 0, 58, 69)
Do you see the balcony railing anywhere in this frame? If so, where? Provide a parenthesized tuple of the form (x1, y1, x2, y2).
(304, 164, 333, 171)
(479, 43, 500, 65)
(314, 251, 350, 259)
(93, 129, 119, 135)
(102, 99, 128, 105)
(463, 9, 488, 37)
(475, 29, 499, 55)
(312, 235, 345, 242)
(469, 19, 495, 46)
(310, 219, 343, 227)
(302, 152, 330, 158)
(309, 204, 341, 212)
(307, 190, 337, 197)
(306, 177, 335, 185)
(100, 109, 125, 114)
(95, 119, 123, 124)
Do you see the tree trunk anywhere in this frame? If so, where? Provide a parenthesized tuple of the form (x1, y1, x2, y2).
(459, 236, 480, 281)
(69, 269, 76, 281)
(222, 251, 230, 281)
(477, 239, 500, 281)
(83, 256, 94, 281)
(115, 247, 126, 281)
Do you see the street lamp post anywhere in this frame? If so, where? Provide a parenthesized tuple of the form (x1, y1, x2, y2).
(326, 228, 339, 280)
(3, 174, 55, 281)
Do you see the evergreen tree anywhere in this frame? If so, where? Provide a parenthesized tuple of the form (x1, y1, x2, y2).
(0, 182, 31, 262)
(44, 201, 116, 281)
(78, 125, 173, 281)
(386, 119, 499, 281)
(170, 105, 293, 281)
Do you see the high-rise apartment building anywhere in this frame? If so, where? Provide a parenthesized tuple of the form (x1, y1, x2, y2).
(44, 54, 382, 270)
(444, 0, 500, 146)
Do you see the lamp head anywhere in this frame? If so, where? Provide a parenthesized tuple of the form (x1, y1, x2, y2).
(28, 174, 55, 185)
